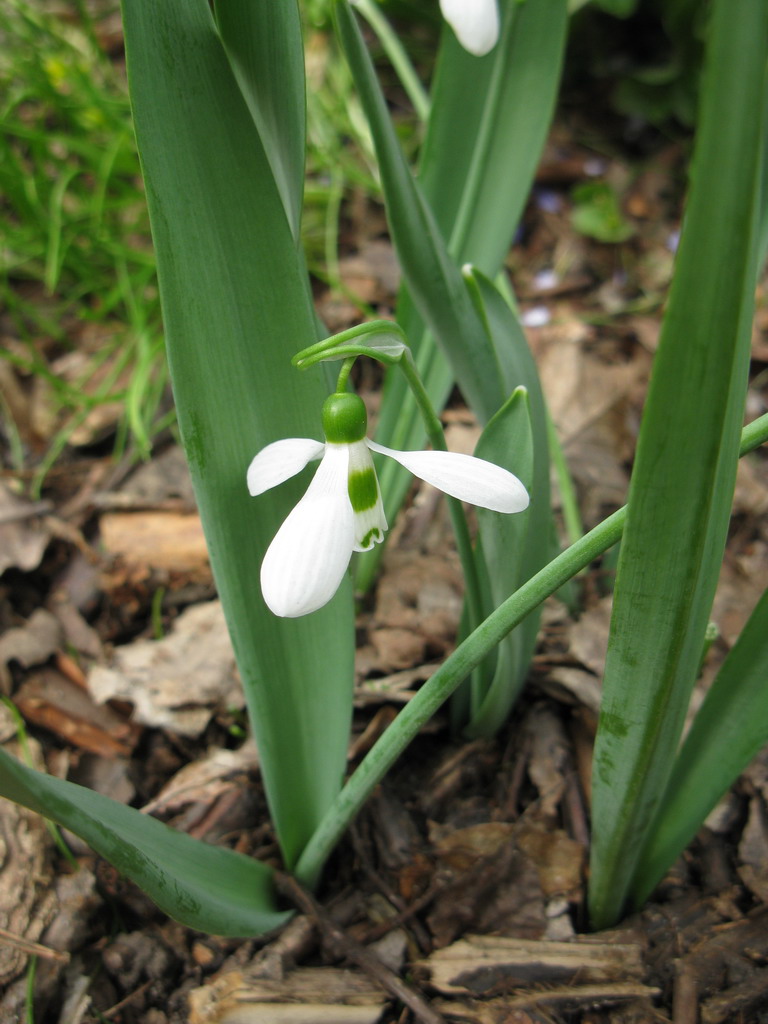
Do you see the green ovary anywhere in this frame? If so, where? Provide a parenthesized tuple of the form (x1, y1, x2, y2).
(348, 467, 379, 512)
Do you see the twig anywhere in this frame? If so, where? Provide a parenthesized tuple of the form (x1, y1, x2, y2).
(0, 926, 70, 963)
(102, 979, 154, 1019)
(503, 981, 662, 1009)
(274, 872, 446, 1024)
(0, 501, 52, 524)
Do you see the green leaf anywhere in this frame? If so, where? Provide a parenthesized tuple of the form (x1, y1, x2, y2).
(358, 0, 567, 593)
(421, 0, 568, 271)
(592, 0, 639, 16)
(632, 586, 768, 907)
(588, 0, 768, 929)
(214, 0, 306, 240)
(468, 387, 534, 735)
(0, 746, 289, 936)
(460, 270, 552, 735)
(122, 0, 354, 868)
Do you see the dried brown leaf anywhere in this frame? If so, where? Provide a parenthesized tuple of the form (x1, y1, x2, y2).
(87, 601, 243, 736)
(0, 482, 50, 576)
(0, 608, 62, 695)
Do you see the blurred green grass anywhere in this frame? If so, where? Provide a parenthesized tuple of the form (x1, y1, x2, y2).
(0, 0, 164, 489)
(0, 0, 378, 492)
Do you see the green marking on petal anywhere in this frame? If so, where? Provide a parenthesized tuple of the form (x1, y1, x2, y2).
(359, 527, 384, 549)
(348, 467, 379, 511)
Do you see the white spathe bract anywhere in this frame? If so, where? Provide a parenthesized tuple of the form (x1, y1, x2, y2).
(439, 0, 499, 56)
(248, 434, 529, 618)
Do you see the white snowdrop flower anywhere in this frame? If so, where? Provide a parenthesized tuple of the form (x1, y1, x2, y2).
(521, 305, 551, 328)
(247, 393, 529, 617)
(439, 0, 500, 56)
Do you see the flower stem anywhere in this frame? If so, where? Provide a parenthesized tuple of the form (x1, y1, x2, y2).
(335, 357, 356, 393)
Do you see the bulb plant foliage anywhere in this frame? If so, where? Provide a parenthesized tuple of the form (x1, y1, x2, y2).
(0, 0, 767, 942)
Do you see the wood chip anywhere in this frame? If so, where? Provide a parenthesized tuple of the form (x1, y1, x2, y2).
(701, 966, 768, 1024)
(416, 934, 646, 995)
(15, 667, 137, 757)
(187, 967, 388, 1024)
(100, 510, 210, 579)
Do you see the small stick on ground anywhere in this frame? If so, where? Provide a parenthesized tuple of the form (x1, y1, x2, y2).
(275, 871, 447, 1024)
(0, 926, 70, 963)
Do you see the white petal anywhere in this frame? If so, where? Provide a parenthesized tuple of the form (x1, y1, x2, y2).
(368, 440, 529, 514)
(347, 440, 387, 552)
(247, 438, 325, 497)
(439, 0, 499, 56)
(260, 446, 354, 617)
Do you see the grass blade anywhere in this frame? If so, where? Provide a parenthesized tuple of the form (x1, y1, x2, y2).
(588, 0, 768, 929)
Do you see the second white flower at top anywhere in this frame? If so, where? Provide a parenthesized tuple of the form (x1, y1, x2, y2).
(439, 0, 500, 57)
(247, 392, 529, 618)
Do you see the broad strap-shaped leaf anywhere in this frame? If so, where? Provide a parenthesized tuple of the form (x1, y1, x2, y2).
(214, 0, 306, 241)
(122, 0, 354, 869)
(632, 586, 768, 907)
(757, 76, 768, 269)
(588, 0, 768, 929)
(0, 746, 289, 936)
